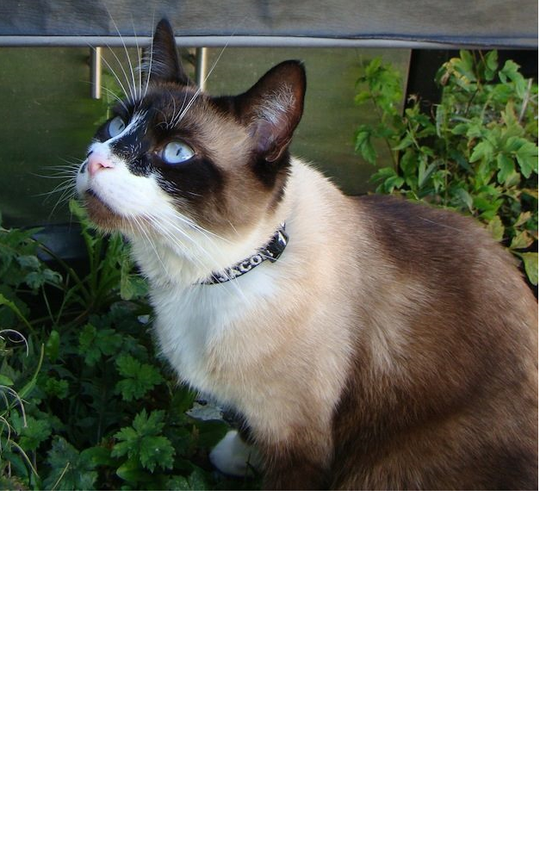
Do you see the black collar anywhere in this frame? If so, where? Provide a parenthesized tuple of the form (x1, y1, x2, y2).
(201, 224, 289, 285)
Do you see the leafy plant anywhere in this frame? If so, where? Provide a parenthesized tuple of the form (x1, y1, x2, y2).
(0, 204, 257, 490)
(354, 51, 538, 285)
(0, 330, 44, 488)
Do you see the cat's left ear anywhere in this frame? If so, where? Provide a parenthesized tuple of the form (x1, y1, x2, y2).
(233, 61, 306, 163)
(142, 18, 192, 86)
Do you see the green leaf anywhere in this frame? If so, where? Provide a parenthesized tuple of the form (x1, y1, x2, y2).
(193, 419, 230, 451)
(85, 445, 116, 468)
(115, 458, 154, 485)
(45, 329, 61, 362)
(78, 325, 123, 366)
(453, 188, 475, 212)
(0, 373, 14, 387)
(0, 294, 32, 330)
(170, 385, 198, 414)
(496, 153, 517, 185)
(354, 91, 373, 106)
(138, 435, 174, 472)
(17, 416, 52, 452)
(363, 57, 382, 78)
(502, 100, 520, 130)
(18, 344, 45, 399)
(43, 437, 98, 490)
(469, 139, 495, 164)
(115, 353, 163, 401)
(373, 167, 405, 193)
(514, 140, 539, 178)
(484, 50, 499, 81)
(458, 50, 475, 75)
(418, 159, 442, 189)
(354, 127, 377, 165)
(112, 409, 174, 472)
(17, 254, 40, 271)
(186, 468, 210, 490)
(165, 469, 210, 490)
(132, 409, 165, 437)
(393, 134, 414, 151)
(521, 253, 538, 285)
(486, 216, 505, 242)
(25, 268, 62, 291)
(510, 231, 534, 250)
(111, 427, 137, 456)
(515, 211, 532, 227)
(399, 148, 420, 185)
(120, 273, 148, 301)
(470, 186, 503, 219)
(165, 475, 192, 490)
(450, 122, 471, 137)
(499, 61, 528, 98)
(43, 377, 70, 399)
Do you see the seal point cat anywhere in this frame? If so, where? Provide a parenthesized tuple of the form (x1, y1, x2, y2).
(77, 19, 538, 490)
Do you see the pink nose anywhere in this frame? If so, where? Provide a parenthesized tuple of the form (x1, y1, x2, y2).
(87, 153, 114, 178)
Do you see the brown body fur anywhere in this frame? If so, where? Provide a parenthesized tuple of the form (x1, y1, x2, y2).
(260, 191, 538, 490)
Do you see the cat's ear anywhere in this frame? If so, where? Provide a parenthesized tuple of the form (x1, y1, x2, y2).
(233, 61, 306, 163)
(142, 18, 192, 87)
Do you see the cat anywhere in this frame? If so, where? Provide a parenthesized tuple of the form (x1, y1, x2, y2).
(76, 18, 538, 490)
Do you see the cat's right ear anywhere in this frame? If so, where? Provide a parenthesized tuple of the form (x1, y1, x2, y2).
(142, 18, 192, 87)
(232, 61, 307, 163)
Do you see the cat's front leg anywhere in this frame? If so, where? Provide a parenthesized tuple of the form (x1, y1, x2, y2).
(209, 424, 329, 489)
(261, 435, 332, 490)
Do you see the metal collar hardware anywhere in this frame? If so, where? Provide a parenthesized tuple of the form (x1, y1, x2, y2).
(202, 224, 289, 285)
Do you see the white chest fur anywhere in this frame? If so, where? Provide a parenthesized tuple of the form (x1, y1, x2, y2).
(145, 259, 280, 400)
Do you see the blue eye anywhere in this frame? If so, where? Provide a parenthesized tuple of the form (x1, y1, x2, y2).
(161, 141, 195, 164)
(107, 116, 126, 138)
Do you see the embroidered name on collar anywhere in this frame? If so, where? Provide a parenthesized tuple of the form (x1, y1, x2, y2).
(202, 224, 289, 285)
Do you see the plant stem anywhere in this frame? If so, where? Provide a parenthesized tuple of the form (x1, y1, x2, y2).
(519, 77, 533, 123)
(370, 95, 399, 169)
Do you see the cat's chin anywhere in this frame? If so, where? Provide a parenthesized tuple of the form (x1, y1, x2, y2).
(82, 190, 126, 233)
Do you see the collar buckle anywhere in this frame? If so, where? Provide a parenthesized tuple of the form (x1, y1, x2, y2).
(261, 226, 289, 262)
(202, 223, 288, 286)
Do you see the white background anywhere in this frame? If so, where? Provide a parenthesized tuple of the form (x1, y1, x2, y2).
(1, 494, 538, 849)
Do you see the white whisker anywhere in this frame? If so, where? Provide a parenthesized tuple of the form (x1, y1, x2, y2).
(145, 210, 230, 263)
(99, 49, 131, 103)
(133, 219, 171, 278)
(142, 212, 219, 267)
(36, 181, 76, 197)
(200, 42, 230, 90)
(39, 181, 77, 217)
(102, 86, 125, 107)
(128, 14, 143, 97)
(103, 11, 138, 102)
(35, 171, 79, 180)
(142, 8, 158, 99)
(175, 87, 203, 126)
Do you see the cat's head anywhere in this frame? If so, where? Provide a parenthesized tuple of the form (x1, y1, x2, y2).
(76, 19, 305, 246)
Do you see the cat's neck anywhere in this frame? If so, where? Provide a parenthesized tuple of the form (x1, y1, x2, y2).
(128, 182, 292, 291)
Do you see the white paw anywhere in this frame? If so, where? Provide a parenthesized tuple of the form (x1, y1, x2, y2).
(209, 431, 261, 478)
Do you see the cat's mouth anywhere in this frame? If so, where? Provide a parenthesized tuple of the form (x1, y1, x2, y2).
(83, 188, 125, 231)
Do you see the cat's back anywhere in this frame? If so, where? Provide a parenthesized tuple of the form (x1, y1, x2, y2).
(346, 192, 537, 363)
(351, 193, 536, 322)
(327, 192, 537, 490)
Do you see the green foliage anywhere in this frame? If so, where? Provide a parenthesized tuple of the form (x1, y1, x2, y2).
(0, 204, 259, 490)
(115, 354, 164, 401)
(354, 51, 538, 284)
(112, 410, 175, 474)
